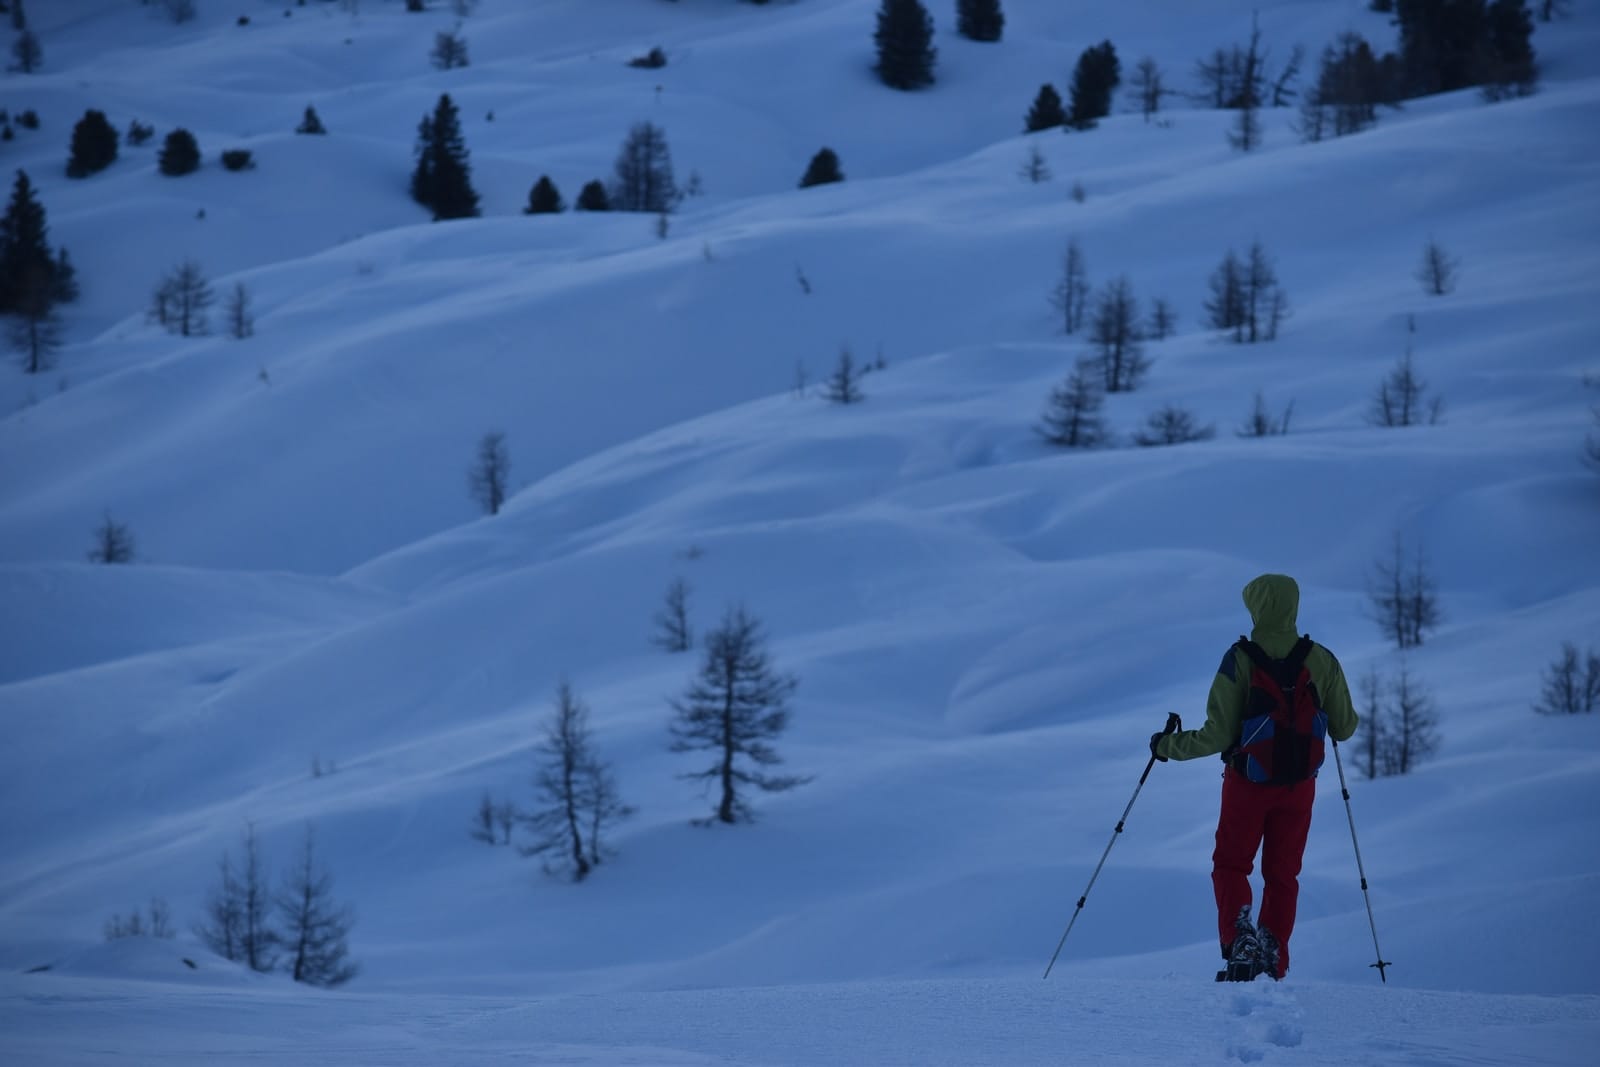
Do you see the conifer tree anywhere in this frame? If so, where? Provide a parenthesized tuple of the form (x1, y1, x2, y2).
(957, 0, 1004, 42)
(525, 175, 565, 214)
(0, 170, 59, 314)
(1068, 41, 1122, 129)
(1025, 84, 1067, 132)
(575, 180, 611, 212)
(798, 147, 844, 188)
(158, 129, 201, 176)
(411, 94, 479, 221)
(67, 110, 119, 178)
(296, 106, 327, 135)
(670, 606, 810, 825)
(875, 0, 937, 91)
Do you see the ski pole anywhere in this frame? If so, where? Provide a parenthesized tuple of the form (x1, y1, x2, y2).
(1043, 712, 1181, 979)
(1331, 739, 1392, 982)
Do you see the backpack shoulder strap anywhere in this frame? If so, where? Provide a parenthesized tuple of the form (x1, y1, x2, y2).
(1285, 635, 1314, 674)
(1234, 637, 1272, 673)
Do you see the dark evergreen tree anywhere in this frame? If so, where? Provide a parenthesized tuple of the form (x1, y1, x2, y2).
(798, 147, 843, 188)
(11, 0, 27, 32)
(67, 110, 119, 178)
(874, 0, 937, 91)
(1068, 41, 1122, 129)
(957, 0, 1004, 42)
(158, 128, 201, 176)
(296, 106, 327, 135)
(410, 94, 479, 220)
(1024, 84, 1067, 132)
(1395, 0, 1490, 96)
(0, 170, 57, 314)
(524, 175, 565, 214)
(274, 826, 358, 987)
(1482, 0, 1538, 98)
(610, 121, 676, 213)
(669, 606, 810, 825)
(574, 180, 611, 212)
(1301, 33, 1386, 141)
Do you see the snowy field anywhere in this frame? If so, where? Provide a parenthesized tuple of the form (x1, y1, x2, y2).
(2, 0, 1599, 1063)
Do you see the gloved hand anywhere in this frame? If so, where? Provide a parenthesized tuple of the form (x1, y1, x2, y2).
(1150, 732, 1169, 762)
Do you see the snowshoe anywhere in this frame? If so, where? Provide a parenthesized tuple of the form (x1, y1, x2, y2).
(1216, 905, 1264, 982)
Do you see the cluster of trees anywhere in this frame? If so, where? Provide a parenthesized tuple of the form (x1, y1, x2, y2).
(147, 260, 254, 341)
(195, 824, 358, 987)
(1355, 530, 1447, 778)
(2, 170, 78, 373)
(417, 98, 683, 222)
(1355, 660, 1440, 778)
(103, 897, 175, 942)
(1038, 235, 1468, 451)
(1023, 42, 1122, 133)
(475, 598, 809, 881)
(64, 107, 234, 180)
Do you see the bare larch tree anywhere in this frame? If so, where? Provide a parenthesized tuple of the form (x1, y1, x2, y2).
(1369, 532, 1441, 649)
(1037, 359, 1108, 448)
(1049, 239, 1090, 335)
(87, 511, 135, 564)
(519, 681, 631, 880)
(1416, 238, 1460, 296)
(468, 431, 511, 515)
(275, 825, 359, 987)
(670, 606, 810, 825)
(654, 577, 693, 653)
(823, 346, 864, 404)
(1088, 276, 1148, 392)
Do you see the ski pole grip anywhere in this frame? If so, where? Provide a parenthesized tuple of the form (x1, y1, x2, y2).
(1162, 712, 1181, 735)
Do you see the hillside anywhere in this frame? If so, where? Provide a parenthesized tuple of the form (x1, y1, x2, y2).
(2, 2, 1599, 1064)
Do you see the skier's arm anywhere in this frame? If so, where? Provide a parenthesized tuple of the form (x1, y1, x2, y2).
(1318, 649, 1359, 744)
(1159, 653, 1242, 761)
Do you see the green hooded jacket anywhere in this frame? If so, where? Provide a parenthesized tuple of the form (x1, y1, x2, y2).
(1157, 574, 1358, 763)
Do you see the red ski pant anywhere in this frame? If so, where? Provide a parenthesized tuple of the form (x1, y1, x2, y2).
(1212, 768, 1315, 978)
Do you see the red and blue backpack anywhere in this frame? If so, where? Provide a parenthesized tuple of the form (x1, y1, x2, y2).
(1227, 635, 1329, 785)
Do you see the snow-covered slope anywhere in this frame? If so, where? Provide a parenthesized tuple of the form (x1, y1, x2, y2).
(3, 1, 1600, 1063)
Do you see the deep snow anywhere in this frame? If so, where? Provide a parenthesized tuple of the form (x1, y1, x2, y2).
(3, 1, 1599, 1063)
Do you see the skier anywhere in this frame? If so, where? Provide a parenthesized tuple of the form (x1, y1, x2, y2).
(1150, 574, 1358, 980)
